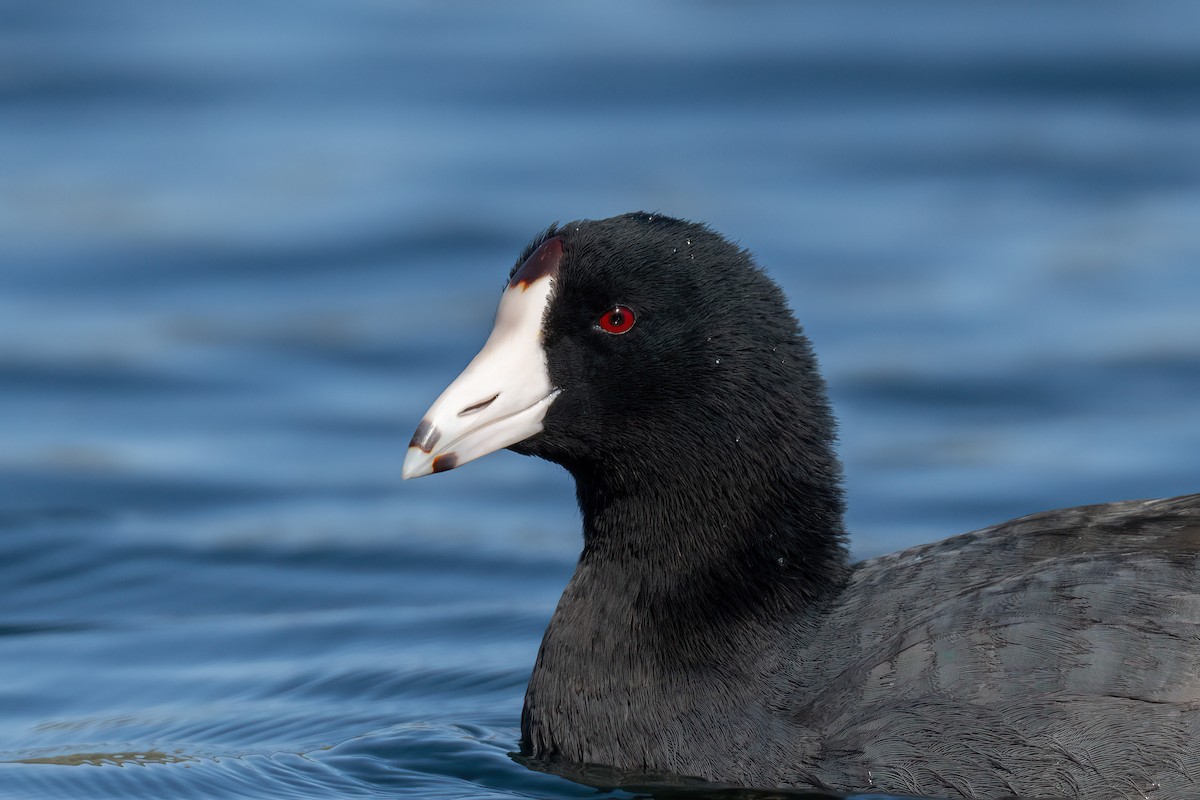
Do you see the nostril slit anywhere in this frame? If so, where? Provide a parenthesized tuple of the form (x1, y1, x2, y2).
(458, 394, 499, 417)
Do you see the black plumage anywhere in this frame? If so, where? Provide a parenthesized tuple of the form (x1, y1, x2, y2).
(484, 213, 1200, 798)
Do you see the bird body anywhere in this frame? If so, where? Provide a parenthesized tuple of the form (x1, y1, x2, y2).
(405, 213, 1200, 799)
(524, 491, 1200, 798)
(787, 495, 1200, 797)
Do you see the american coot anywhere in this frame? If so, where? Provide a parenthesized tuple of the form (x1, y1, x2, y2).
(403, 213, 1200, 799)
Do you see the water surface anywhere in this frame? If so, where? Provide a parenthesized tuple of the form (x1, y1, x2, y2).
(2, 3, 1199, 798)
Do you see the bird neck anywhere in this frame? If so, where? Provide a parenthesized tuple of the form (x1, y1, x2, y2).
(572, 439, 849, 630)
(521, 410, 849, 769)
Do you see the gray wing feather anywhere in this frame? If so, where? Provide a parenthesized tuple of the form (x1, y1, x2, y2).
(790, 495, 1200, 798)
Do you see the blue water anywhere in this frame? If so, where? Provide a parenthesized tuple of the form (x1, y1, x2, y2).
(2, 2, 1199, 798)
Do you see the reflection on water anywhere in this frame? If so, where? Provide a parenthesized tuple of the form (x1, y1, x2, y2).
(2, 2, 1199, 799)
(12, 751, 197, 767)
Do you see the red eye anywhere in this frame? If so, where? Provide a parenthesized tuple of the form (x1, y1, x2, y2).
(597, 305, 636, 335)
